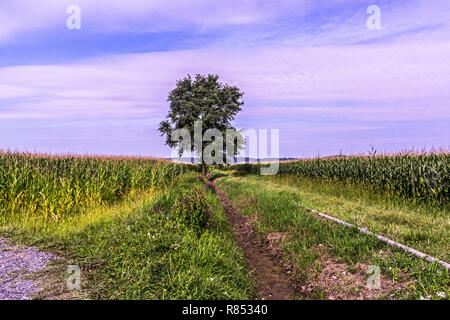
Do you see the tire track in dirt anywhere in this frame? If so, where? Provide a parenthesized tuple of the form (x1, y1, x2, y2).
(206, 179, 300, 300)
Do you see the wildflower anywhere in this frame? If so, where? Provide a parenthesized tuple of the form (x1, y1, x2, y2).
(437, 292, 446, 298)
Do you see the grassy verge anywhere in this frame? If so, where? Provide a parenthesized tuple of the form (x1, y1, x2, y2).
(217, 172, 449, 300)
(267, 175, 449, 261)
(0, 173, 254, 300)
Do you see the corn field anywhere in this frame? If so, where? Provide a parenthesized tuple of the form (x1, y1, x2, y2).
(230, 152, 450, 204)
(0, 152, 193, 221)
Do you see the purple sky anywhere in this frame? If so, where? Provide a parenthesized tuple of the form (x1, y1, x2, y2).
(0, 0, 449, 158)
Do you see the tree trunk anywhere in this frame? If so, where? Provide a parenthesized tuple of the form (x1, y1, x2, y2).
(202, 164, 206, 176)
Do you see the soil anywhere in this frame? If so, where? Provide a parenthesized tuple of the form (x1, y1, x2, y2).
(299, 247, 408, 299)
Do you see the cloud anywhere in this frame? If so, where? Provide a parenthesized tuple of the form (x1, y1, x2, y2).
(1, 36, 450, 122)
(0, 85, 36, 100)
(1, 0, 449, 125)
(287, 0, 450, 46)
(0, 0, 315, 43)
(241, 105, 450, 122)
(8, 0, 450, 45)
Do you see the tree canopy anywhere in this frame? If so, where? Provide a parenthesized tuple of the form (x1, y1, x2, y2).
(159, 74, 244, 170)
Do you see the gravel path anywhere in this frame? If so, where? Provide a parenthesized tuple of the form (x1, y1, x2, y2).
(0, 238, 57, 300)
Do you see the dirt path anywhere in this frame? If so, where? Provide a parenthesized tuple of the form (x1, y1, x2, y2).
(206, 177, 413, 300)
(206, 179, 300, 300)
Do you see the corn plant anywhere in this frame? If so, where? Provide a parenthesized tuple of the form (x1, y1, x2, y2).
(228, 151, 449, 204)
(0, 151, 194, 222)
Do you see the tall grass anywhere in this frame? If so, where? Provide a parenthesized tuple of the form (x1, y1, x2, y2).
(0, 151, 193, 223)
(229, 151, 449, 204)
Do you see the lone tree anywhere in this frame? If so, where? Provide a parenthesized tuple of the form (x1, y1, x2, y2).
(159, 74, 244, 175)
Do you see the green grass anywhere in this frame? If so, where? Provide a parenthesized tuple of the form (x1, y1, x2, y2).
(1, 170, 255, 300)
(217, 172, 449, 300)
(243, 174, 449, 261)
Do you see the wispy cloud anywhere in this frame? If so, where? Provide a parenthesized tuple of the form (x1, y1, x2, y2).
(1, 38, 450, 120)
(5, 0, 449, 44)
(0, 0, 312, 43)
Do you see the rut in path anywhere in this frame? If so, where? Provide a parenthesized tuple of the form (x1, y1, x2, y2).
(206, 180, 299, 300)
